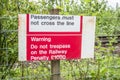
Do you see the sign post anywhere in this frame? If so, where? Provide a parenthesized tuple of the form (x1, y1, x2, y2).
(50, 9, 60, 80)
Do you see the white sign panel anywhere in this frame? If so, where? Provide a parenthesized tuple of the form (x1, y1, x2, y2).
(18, 14, 96, 61)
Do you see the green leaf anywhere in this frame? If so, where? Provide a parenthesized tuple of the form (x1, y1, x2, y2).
(84, 0, 91, 3)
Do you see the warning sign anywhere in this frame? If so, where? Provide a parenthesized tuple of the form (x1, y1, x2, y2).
(18, 14, 96, 61)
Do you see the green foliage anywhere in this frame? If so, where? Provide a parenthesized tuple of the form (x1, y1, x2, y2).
(0, 0, 120, 80)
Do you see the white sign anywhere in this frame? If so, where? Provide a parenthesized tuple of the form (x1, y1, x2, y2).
(18, 14, 96, 61)
(29, 14, 80, 32)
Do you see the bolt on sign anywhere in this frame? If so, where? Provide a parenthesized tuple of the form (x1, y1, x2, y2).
(18, 14, 96, 61)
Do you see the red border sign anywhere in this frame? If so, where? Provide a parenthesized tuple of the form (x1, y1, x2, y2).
(18, 14, 96, 61)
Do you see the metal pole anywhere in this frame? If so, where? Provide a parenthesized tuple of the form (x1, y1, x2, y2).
(50, 9, 61, 80)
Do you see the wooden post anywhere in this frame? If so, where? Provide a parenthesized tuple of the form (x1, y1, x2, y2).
(50, 9, 61, 80)
(21, 61, 24, 80)
(51, 60, 60, 80)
